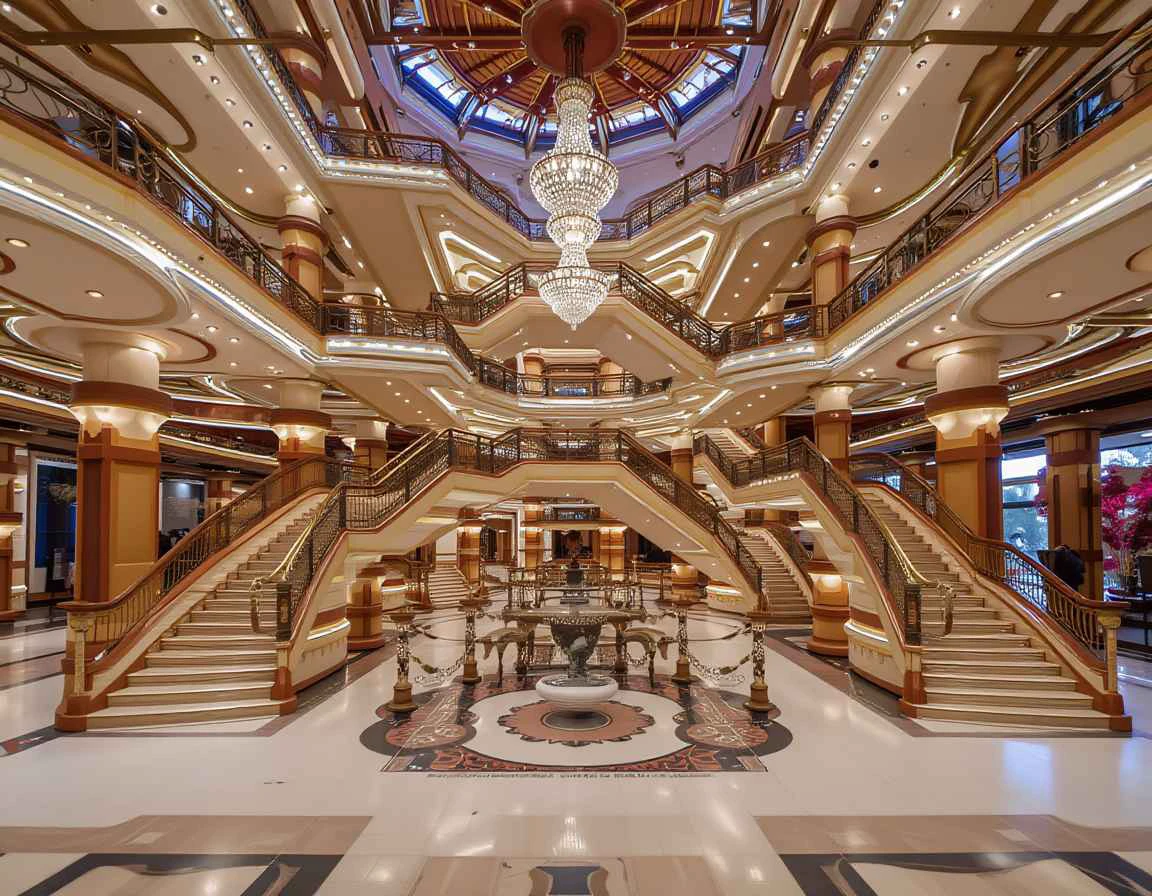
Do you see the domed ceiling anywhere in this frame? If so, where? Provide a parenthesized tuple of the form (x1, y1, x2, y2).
(383, 0, 759, 152)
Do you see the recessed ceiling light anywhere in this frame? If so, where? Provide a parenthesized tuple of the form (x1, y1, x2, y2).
(242, 120, 253, 128)
(896, 85, 909, 96)
(949, 313, 958, 322)
(206, 325, 218, 333)
(191, 312, 200, 319)
(4, 238, 28, 248)
(85, 289, 104, 298)
(948, 6, 961, 18)
(625, 333, 632, 340)
(262, 144, 272, 152)
(873, 186, 883, 193)
(404, 399, 410, 404)
(228, 336, 239, 343)
(263, 383, 273, 389)
(151, 3, 168, 13)
(880, 113, 889, 121)
(225, 98, 236, 107)
(761, 240, 770, 247)
(831, 182, 842, 191)
(277, 164, 288, 172)
(743, 277, 750, 283)
(244, 186, 254, 195)
(229, 361, 237, 367)
(847, 162, 857, 169)
(933, 325, 946, 333)
(752, 262, 759, 268)
(386, 380, 392, 386)
(860, 138, 871, 147)
(771, 385, 777, 390)
(192, 54, 206, 65)
(1048, 291, 1064, 299)
(906, 339, 919, 347)
(266, 365, 276, 371)
(236, 168, 244, 174)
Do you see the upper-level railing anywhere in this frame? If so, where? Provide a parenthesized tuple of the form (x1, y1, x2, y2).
(825, 18, 1152, 331)
(320, 303, 668, 398)
(259, 428, 764, 637)
(160, 422, 278, 457)
(850, 452, 1126, 668)
(61, 456, 355, 675)
(693, 433, 930, 645)
(0, 36, 321, 331)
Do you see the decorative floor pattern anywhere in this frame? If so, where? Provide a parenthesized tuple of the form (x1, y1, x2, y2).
(360, 674, 792, 773)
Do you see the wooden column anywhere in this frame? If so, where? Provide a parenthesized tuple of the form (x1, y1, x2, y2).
(1044, 424, 1103, 600)
(0, 442, 23, 621)
(522, 503, 542, 570)
(806, 194, 856, 308)
(810, 384, 853, 472)
(70, 380, 171, 602)
(457, 508, 482, 588)
(278, 194, 328, 301)
(669, 431, 698, 602)
(806, 560, 850, 656)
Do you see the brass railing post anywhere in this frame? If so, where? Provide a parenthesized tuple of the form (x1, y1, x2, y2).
(461, 596, 483, 685)
(386, 606, 418, 713)
(671, 598, 694, 685)
(744, 610, 776, 713)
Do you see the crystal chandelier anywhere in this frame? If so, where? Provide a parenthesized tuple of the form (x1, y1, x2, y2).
(529, 28, 619, 328)
(537, 246, 613, 329)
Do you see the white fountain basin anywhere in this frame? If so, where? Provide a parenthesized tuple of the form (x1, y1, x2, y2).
(535, 673, 619, 710)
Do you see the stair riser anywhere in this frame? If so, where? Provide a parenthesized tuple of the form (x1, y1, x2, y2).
(925, 649, 1044, 661)
(924, 675, 1074, 691)
(914, 706, 1110, 729)
(148, 651, 276, 666)
(926, 692, 1093, 709)
(128, 669, 276, 685)
(109, 685, 273, 706)
(924, 662, 1060, 676)
(88, 702, 283, 729)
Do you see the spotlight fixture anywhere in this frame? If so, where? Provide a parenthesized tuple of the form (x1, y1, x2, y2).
(85, 289, 104, 298)
(4, 238, 28, 248)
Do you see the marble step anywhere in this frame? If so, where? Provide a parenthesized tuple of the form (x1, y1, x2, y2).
(912, 703, 1112, 729)
(87, 698, 285, 729)
(176, 621, 270, 636)
(923, 671, 1075, 691)
(147, 648, 278, 666)
(922, 658, 1062, 676)
(190, 609, 275, 624)
(160, 634, 276, 650)
(128, 665, 277, 686)
(924, 633, 1031, 648)
(108, 681, 273, 707)
(925, 687, 1093, 709)
(924, 645, 1044, 661)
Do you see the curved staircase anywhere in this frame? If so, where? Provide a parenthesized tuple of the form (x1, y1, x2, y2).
(427, 563, 472, 609)
(738, 530, 811, 623)
(84, 502, 322, 729)
(863, 493, 1112, 729)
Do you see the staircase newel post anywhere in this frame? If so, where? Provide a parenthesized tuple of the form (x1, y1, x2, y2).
(274, 581, 292, 642)
(670, 597, 694, 685)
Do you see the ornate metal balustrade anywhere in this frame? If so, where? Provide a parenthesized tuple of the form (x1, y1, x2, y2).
(850, 452, 1125, 667)
(259, 429, 764, 639)
(762, 521, 813, 589)
(693, 433, 928, 644)
(159, 422, 278, 457)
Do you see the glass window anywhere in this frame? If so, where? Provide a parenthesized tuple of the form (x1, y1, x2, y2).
(1003, 505, 1047, 560)
(1002, 452, 1046, 480)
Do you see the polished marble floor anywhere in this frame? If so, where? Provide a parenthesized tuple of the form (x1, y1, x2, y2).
(1, 609, 1150, 894)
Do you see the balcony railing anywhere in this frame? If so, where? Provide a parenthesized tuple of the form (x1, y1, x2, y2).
(850, 452, 1126, 674)
(693, 433, 929, 645)
(0, 36, 321, 331)
(825, 18, 1152, 331)
(259, 429, 764, 638)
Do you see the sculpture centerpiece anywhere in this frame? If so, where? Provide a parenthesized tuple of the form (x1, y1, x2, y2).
(503, 555, 645, 712)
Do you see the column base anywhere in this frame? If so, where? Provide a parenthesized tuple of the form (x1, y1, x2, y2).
(671, 657, 694, 685)
(386, 681, 417, 713)
(347, 634, 389, 652)
(461, 657, 480, 684)
(743, 682, 776, 713)
(805, 636, 849, 657)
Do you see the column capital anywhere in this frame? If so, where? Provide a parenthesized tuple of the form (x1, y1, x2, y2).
(925, 385, 1009, 440)
(809, 382, 855, 412)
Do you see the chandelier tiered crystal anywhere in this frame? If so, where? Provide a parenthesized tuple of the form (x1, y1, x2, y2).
(530, 28, 619, 329)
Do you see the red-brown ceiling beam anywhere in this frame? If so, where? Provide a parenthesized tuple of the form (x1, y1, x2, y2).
(474, 55, 538, 101)
(624, 0, 688, 26)
(458, 0, 525, 27)
(370, 28, 762, 49)
(600, 63, 678, 137)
